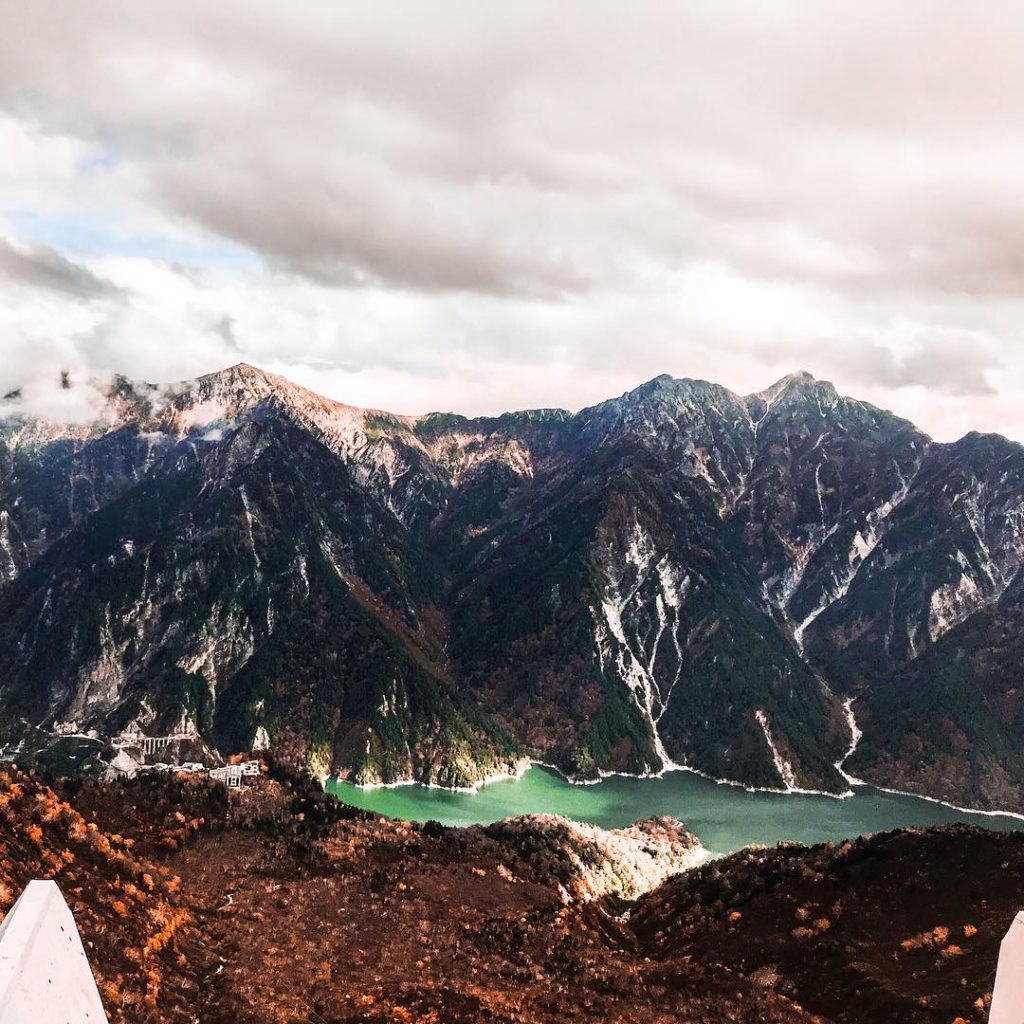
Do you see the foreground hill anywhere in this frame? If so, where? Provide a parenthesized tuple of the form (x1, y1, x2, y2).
(3, 364, 1024, 810)
(0, 766, 1018, 1023)
(632, 823, 1024, 1023)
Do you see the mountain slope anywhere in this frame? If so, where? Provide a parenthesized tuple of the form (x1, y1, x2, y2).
(0, 403, 517, 787)
(3, 364, 1024, 810)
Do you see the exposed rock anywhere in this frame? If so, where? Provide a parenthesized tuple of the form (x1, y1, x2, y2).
(477, 814, 707, 901)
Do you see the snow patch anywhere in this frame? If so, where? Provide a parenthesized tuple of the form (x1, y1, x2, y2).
(928, 572, 981, 641)
(238, 486, 261, 571)
(793, 461, 919, 652)
(924, 481, 1024, 644)
(0, 511, 19, 582)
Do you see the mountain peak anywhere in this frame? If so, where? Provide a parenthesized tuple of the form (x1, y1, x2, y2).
(753, 370, 818, 401)
(622, 373, 726, 401)
(227, 361, 272, 379)
(745, 370, 843, 416)
(196, 361, 277, 388)
(783, 369, 815, 384)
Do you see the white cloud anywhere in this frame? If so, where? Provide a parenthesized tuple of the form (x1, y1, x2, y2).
(0, 1, 1023, 440)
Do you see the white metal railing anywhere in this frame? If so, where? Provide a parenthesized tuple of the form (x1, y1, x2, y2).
(0, 879, 109, 1023)
(991, 910, 1024, 1024)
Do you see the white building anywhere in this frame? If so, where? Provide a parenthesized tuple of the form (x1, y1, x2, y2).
(209, 764, 244, 788)
(208, 761, 261, 788)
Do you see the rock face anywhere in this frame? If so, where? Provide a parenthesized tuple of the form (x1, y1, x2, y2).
(3, 364, 1024, 809)
(477, 815, 707, 901)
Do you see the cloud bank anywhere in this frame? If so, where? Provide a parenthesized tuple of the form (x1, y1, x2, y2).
(0, 1, 1022, 439)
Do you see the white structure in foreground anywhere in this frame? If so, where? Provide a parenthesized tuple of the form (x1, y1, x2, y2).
(991, 910, 1024, 1024)
(0, 880, 109, 1024)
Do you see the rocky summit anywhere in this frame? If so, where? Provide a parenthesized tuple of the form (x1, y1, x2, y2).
(2, 364, 1024, 812)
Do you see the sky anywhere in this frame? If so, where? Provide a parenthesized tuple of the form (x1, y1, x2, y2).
(1, 1, 1023, 439)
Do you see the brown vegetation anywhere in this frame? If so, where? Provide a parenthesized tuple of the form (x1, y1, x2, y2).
(1, 763, 1020, 1024)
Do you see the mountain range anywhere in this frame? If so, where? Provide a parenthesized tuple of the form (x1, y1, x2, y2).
(2, 362, 1023, 812)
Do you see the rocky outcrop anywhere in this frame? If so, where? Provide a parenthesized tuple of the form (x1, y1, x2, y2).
(478, 814, 706, 901)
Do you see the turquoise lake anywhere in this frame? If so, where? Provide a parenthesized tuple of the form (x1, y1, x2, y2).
(326, 765, 1023, 856)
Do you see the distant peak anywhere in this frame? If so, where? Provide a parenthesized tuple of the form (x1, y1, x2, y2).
(749, 370, 837, 406)
(758, 370, 816, 395)
(629, 373, 721, 397)
(783, 369, 815, 385)
(186, 362, 283, 395)
(216, 361, 271, 381)
(619, 374, 677, 396)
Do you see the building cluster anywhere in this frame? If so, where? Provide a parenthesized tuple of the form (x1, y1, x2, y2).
(105, 744, 262, 790)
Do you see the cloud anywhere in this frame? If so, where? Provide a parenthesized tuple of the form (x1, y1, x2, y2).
(2, 2, 1024, 440)
(761, 327, 1002, 399)
(0, 235, 122, 299)
(210, 314, 240, 350)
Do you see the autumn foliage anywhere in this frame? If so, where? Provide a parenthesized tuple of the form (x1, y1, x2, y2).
(0, 768, 210, 1023)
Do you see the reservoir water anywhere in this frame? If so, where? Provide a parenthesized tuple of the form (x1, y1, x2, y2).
(326, 765, 1022, 856)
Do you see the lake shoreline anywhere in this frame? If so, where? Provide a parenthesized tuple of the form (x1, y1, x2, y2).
(331, 757, 1024, 825)
(326, 762, 1024, 855)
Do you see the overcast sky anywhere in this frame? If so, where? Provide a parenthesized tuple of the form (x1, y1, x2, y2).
(2, 1, 1024, 438)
